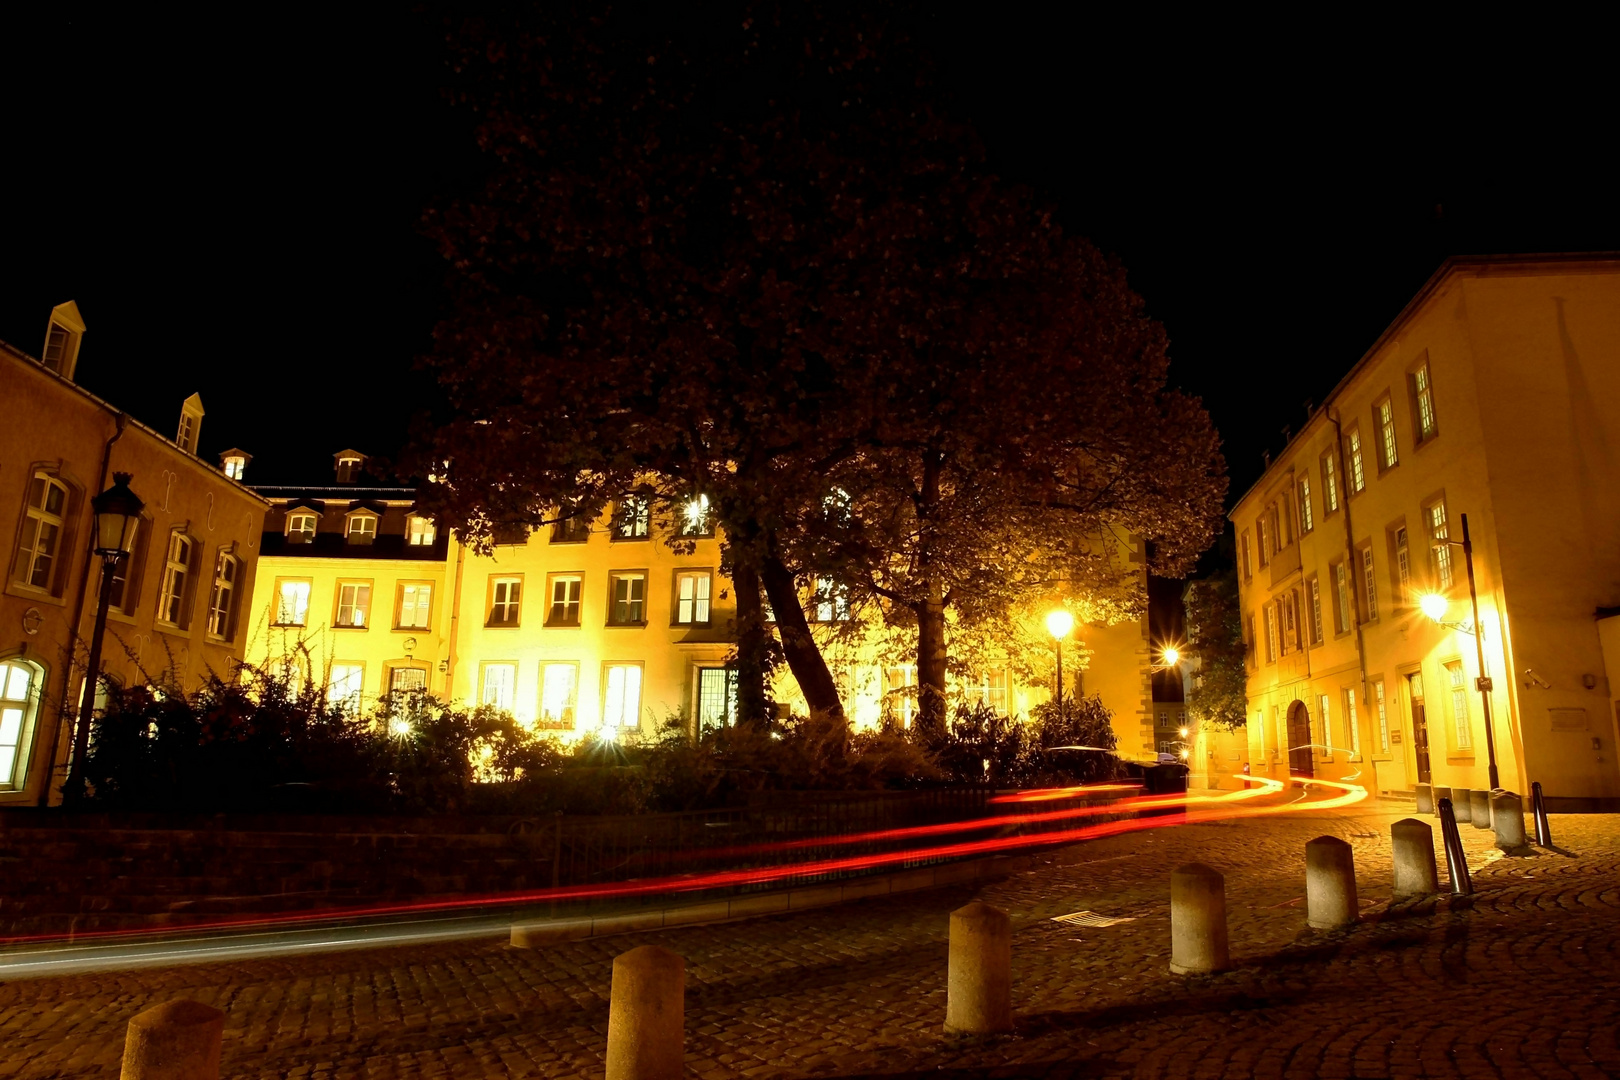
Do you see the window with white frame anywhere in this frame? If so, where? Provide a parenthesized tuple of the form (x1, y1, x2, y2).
(1347, 428, 1366, 493)
(1, 658, 43, 789)
(328, 664, 364, 711)
(602, 663, 643, 730)
(207, 550, 238, 639)
(608, 573, 646, 625)
(222, 454, 247, 481)
(1360, 547, 1378, 622)
(1256, 515, 1270, 567)
(407, 515, 436, 546)
(966, 670, 1009, 714)
(13, 472, 68, 591)
(1395, 527, 1411, 602)
(397, 583, 432, 629)
(697, 667, 737, 731)
(1322, 453, 1339, 512)
(275, 580, 311, 626)
(177, 412, 197, 454)
(108, 536, 138, 614)
(673, 570, 712, 625)
(389, 666, 427, 695)
(345, 513, 378, 544)
(679, 494, 714, 538)
(1298, 475, 1313, 534)
(1446, 660, 1471, 749)
(481, 663, 517, 713)
(546, 575, 582, 626)
(286, 512, 317, 544)
(1241, 532, 1252, 580)
(539, 663, 578, 729)
(158, 531, 195, 627)
(1264, 604, 1278, 664)
(551, 510, 591, 543)
(884, 665, 918, 727)
(488, 577, 522, 627)
(1280, 590, 1298, 654)
(1334, 562, 1351, 634)
(1345, 686, 1360, 757)
(1376, 398, 1398, 470)
(813, 578, 852, 622)
(1316, 693, 1331, 756)
(1429, 501, 1454, 589)
(41, 323, 76, 374)
(1413, 361, 1437, 441)
(336, 455, 363, 483)
(1374, 679, 1390, 753)
(612, 496, 650, 540)
(335, 582, 371, 628)
(1308, 577, 1324, 645)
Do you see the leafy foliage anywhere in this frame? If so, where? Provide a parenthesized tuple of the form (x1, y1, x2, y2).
(1184, 570, 1249, 731)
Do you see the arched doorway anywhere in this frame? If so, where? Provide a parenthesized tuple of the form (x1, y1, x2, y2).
(1286, 699, 1314, 778)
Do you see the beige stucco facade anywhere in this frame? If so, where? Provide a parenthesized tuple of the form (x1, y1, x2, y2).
(1, 309, 267, 806)
(1231, 255, 1620, 807)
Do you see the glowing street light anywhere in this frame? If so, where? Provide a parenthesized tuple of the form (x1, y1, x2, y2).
(1161, 645, 1181, 667)
(1419, 593, 1449, 622)
(1046, 609, 1074, 730)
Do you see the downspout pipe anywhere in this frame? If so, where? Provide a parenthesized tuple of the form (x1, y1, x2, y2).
(1325, 407, 1373, 758)
(45, 411, 128, 806)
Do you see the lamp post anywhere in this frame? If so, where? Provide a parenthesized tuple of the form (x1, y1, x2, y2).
(63, 472, 143, 805)
(1045, 609, 1074, 730)
(1421, 512, 1500, 792)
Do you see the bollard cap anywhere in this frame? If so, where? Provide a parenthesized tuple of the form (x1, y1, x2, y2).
(129, 1000, 224, 1031)
(1306, 835, 1351, 852)
(1171, 862, 1223, 882)
(950, 900, 1009, 927)
(613, 944, 685, 978)
(1392, 817, 1432, 834)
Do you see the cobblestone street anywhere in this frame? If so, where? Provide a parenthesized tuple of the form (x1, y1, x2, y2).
(3, 801, 1617, 1079)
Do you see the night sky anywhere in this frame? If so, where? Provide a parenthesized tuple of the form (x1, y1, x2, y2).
(6, 8, 1614, 507)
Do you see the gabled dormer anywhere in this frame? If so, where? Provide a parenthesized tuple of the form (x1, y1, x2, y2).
(41, 301, 86, 380)
(177, 393, 205, 455)
(219, 448, 252, 481)
(334, 449, 366, 484)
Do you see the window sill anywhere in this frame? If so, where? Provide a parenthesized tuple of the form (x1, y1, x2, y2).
(485, 623, 522, 630)
(671, 622, 714, 630)
(154, 621, 190, 639)
(393, 625, 432, 633)
(271, 622, 308, 630)
(545, 621, 582, 629)
(607, 622, 648, 629)
(4, 583, 66, 607)
(334, 624, 369, 631)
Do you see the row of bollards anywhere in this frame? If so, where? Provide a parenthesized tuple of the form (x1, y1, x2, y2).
(1415, 781, 1540, 852)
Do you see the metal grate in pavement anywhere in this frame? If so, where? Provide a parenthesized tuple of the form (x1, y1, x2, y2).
(1050, 910, 1136, 928)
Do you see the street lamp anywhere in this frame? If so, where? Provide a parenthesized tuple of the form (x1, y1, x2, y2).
(1045, 609, 1074, 729)
(1160, 645, 1181, 667)
(63, 472, 144, 805)
(1422, 512, 1500, 791)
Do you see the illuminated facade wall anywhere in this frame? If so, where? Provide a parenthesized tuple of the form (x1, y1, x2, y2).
(1231, 255, 1620, 804)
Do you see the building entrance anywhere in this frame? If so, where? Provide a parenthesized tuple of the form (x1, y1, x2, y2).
(1286, 699, 1313, 778)
(1408, 672, 1432, 785)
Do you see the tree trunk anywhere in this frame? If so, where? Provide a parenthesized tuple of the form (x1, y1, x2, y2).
(916, 584, 948, 734)
(731, 558, 771, 727)
(758, 543, 846, 722)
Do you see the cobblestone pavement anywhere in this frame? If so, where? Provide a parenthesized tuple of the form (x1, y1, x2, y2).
(3, 799, 1618, 1080)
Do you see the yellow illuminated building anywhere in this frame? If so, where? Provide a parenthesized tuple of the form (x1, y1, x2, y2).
(1231, 254, 1620, 807)
(244, 468, 1158, 750)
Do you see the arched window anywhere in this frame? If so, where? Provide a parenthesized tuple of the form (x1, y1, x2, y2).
(12, 471, 70, 592)
(1, 657, 44, 790)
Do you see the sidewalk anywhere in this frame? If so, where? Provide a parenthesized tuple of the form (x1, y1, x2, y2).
(0, 803, 1614, 1079)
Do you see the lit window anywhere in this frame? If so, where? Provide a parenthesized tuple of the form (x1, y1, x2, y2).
(1447, 660, 1472, 749)
(286, 512, 317, 544)
(1334, 562, 1350, 634)
(602, 663, 643, 730)
(680, 495, 714, 537)
(1347, 429, 1366, 493)
(1, 658, 43, 789)
(1317, 694, 1331, 756)
(1281, 590, 1298, 653)
(335, 582, 371, 628)
(1298, 475, 1313, 534)
(346, 514, 378, 544)
(612, 496, 650, 540)
(968, 670, 1009, 714)
(1345, 687, 1360, 757)
(1429, 502, 1454, 589)
(1264, 604, 1278, 663)
(13, 472, 68, 591)
(539, 663, 578, 729)
(674, 571, 712, 625)
(336, 456, 363, 483)
(547, 575, 582, 626)
(389, 667, 427, 695)
(397, 583, 432, 629)
(1308, 577, 1324, 645)
(488, 577, 522, 627)
(222, 455, 247, 481)
(158, 531, 194, 627)
(275, 580, 311, 626)
(697, 667, 738, 732)
(1413, 362, 1437, 440)
(207, 550, 237, 639)
(609, 573, 646, 625)
(328, 664, 364, 711)
(1322, 453, 1339, 512)
(481, 663, 516, 713)
(1374, 679, 1390, 753)
(1395, 527, 1411, 601)
(407, 516, 436, 546)
(1256, 516, 1269, 568)
(1240, 532, 1252, 580)
(1361, 547, 1378, 622)
(551, 510, 591, 543)
(813, 578, 852, 622)
(1376, 399, 1398, 469)
(884, 665, 918, 727)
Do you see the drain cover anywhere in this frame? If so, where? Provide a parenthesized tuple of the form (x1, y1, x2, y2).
(1051, 910, 1136, 928)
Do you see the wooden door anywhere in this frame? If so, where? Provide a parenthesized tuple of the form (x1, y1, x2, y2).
(1287, 700, 1314, 778)
(1408, 673, 1432, 785)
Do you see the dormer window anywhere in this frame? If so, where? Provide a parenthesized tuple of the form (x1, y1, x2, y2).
(40, 301, 86, 380)
(407, 515, 436, 546)
(286, 512, 317, 544)
(219, 449, 251, 481)
(345, 511, 378, 545)
(176, 393, 205, 455)
(334, 451, 365, 484)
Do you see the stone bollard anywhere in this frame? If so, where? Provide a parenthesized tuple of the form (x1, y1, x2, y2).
(1431, 786, 1453, 817)
(1415, 783, 1434, 815)
(1170, 863, 1229, 974)
(945, 901, 1013, 1034)
(606, 945, 685, 1080)
(120, 1000, 224, 1080)
(1451, 788, 1474, 823)
(1304, 836, 1358, 928)
(1492, 791, 1529, 851)
(1391, 818, 1440, 898)
(1470, 788, 1493, 830)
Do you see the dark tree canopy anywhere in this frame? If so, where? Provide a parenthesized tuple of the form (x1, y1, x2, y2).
(1185, 569, 1248, 731)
